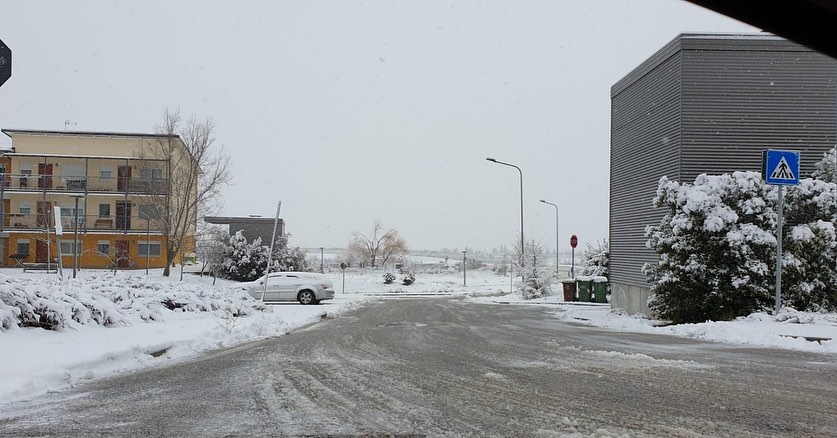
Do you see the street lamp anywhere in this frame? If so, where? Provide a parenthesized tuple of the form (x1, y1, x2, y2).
(320, 247, 325, 273)
(485, 157, 524, 270)
(539, 200, 559, 276)
(69, 194, 84, 278)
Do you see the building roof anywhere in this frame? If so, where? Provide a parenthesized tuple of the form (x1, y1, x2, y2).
(611, 33, 813, 98)
(204, 216, 285, 224)
(2, 129, 180, 140)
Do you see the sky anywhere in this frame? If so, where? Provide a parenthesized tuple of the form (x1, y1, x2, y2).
(1, 268, 835, 405)
(0, 1, 757, 252)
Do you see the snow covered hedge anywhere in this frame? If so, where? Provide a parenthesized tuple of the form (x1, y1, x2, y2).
(645, 169, 837, 323)
(0, 272, 263, 332)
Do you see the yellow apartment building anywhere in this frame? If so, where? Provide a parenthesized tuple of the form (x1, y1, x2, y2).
(0, 129, 197, 270)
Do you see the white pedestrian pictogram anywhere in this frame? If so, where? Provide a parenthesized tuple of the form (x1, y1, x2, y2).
(770, 156, 796, 180)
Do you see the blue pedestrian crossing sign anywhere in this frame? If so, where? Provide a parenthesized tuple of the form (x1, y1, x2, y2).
(763, 149, 800, 186)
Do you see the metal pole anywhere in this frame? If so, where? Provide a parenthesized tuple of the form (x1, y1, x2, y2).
(262, 201, 282, 301)
(485, 158, 524, 270)
(462, 250, 467, 286)
(540, 200, 559, 276)
(571, 247, 575, 279)
(775, 185, 784, 314)
(320, 247, 324, 273)
(146, 214, 150, 275)
(73, 196, 79, 278)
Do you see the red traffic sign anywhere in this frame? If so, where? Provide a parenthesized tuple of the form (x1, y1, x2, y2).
(0, 38, 10, 88)
(570, 235, 578, 248)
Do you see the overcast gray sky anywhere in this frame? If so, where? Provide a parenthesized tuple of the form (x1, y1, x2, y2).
(0, 1, 756, 252)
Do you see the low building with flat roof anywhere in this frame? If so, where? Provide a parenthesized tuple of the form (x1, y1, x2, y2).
(204, 215, 286, 245)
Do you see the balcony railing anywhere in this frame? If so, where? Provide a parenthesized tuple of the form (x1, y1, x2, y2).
(1, 212, 159, 233)
(0, 173, 168, 195)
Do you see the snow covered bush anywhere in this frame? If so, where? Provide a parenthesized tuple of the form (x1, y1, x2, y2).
(0, 272, 263, 332)
(644, 172, 776, 323)
(581, 239, 609, 277)
(812, 146, 836, 183)
(269, 235, 310, 273)
(218, 231, 311, 283)
(221, 231, 268, 282)
(781, 178, 837, 311)
(645, 168, 837, 323)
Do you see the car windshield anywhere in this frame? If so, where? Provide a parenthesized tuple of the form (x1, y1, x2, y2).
(1, 2, 836, 437)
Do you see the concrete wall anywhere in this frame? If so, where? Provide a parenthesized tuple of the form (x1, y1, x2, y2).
(610, 281, 652, 316)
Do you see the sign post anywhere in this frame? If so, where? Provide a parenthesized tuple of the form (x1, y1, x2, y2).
(0, 38, 11, 88)
(570, 234, 578, 278)
(763, 149, 800, 315)
(53, 207, 64, 278)
(340, 262, 347, 293)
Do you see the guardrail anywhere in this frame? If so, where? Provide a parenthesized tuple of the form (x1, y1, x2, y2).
(0, 173, 168, 195)
(1, 213, 157, 233)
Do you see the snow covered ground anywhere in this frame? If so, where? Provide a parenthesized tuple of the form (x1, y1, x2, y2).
(1, 266, 835, 407)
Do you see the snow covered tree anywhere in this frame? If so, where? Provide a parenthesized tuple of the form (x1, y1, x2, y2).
(644, 172, 776, 323)
(268, 235, 310, 273)
(515, 237, 552, 299)
(646, 168, 837, 322)
(781, 178, 837, 311)
(221, 231, 268, 282)
(812, 146, 837, 183)
(196, 226, 228, 283)
(581, 239, 609, 277)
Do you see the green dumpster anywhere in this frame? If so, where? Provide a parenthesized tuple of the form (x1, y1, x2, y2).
(576, 277, 593, 302)
(561, 279, 576, 302)
(592, 276, 608, 303)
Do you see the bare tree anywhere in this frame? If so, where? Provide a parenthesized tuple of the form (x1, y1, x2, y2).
(347, 220, 408, 268)
(138, 109, 231, 277)
(196, 225, 228, 284)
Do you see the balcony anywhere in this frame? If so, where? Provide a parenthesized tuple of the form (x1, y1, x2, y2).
(0, 173, 168, 195)
(1, 212, 158, 233)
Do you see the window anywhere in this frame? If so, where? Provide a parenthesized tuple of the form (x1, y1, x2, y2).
(61, 206, 84, 217)
(61, 206, 85, 227)
(18, 202, 31, 216)
(19, 164, 32, 189)
(16, 240, 30, 256)
(137, 241, 161, 257)
(97, 240, 111, 256)
(99, 204, 111, 218)
(60, 240, 83, 256)
(137, 204, 160, 220)
(100, 167, 112, 181)
(139, 168, 163, 180)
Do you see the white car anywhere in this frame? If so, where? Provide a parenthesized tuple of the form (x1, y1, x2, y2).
(240, 272, 334, 304)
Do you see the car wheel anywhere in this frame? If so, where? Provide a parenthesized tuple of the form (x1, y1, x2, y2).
(298, 290, 316, 305)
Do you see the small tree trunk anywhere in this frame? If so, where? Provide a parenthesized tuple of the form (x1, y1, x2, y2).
(163, 241, 176, 277)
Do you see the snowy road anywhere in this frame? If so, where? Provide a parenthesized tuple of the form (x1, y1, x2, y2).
(2, 298, 836, 437)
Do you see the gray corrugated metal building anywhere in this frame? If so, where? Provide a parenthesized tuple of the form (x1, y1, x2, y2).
(610, 33, 837, 315)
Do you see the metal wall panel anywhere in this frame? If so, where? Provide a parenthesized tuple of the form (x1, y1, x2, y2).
(610, 33, 837, 295)
(681, 49, 837, 179)
(610, 52, 682, 287)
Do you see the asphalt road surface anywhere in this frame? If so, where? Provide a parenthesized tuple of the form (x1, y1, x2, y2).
(1, 298, 836, 437)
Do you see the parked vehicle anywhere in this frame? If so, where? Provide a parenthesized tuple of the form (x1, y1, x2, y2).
(239, 272, 334, 304)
